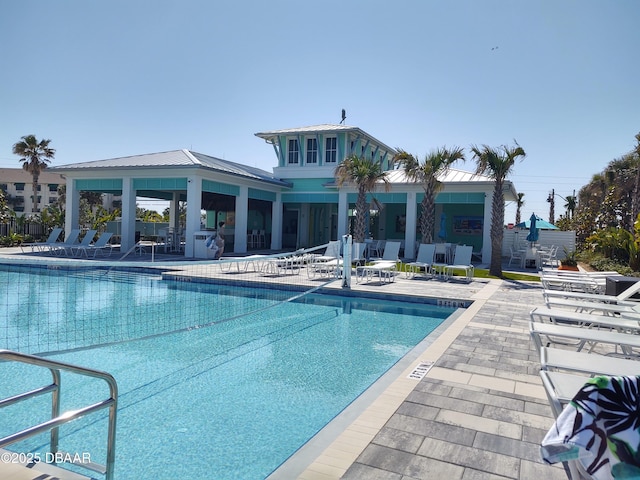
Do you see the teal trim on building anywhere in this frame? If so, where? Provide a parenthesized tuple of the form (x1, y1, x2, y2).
(434, 192, 486, 204)
(133, 178, 188, 190)
(347, 192, 407, 203)
(284, 178, 334, 192)
(248, 188, 276, 201)
(282, 192, 339, 203)
(202, 179, 240, 196)
(76, 178, 123, 192)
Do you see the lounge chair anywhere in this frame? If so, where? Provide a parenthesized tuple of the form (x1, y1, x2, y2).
(370, 241, 400, 264)
(406, 243, 435, 279)
(543, 278, 640, 306)
(74, 232, 114, 258)
(529, 320, 640, 355)
(443, 245, 474, 281)
(355, 261, 396, 284)
(48, 229, 81, 255)
(312, 240, 341, 263)
(539, 346, 640, 377)
(66, 230, 98, 256)
(20, 227, 63, 253)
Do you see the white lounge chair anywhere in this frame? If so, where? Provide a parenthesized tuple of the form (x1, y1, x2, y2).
(529, 320, 640, 355)
(20, 227, 63, 253)
(351, 242, 366, 267)
(313, 241, 340, 263)
(543, 278, 640, 306)
(443, 245, 474, 281)
(406, 243, 435, 279)
(356, 261, 396, 284)
(48, 229, 81, 255)
(370, 241, 400, 264)
(539, 346, 640, 377)
(67, 230, 98, 256)
(74, 232, 114, 258)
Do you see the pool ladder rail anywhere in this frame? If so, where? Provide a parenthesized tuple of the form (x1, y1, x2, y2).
(0, 350, 118, 480)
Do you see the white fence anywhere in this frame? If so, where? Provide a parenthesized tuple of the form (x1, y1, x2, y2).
(502, 229, 576, 260)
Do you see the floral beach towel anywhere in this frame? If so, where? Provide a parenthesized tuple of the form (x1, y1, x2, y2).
(541, 375, 640, 479)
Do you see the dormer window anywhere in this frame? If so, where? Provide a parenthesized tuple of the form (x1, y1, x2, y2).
(325, 137, 337, 163)
(306, 138, 318, 164)
(288, 139, 299, 164)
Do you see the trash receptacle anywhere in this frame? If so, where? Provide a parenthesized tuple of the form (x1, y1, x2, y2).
(193, 231, 217, 259)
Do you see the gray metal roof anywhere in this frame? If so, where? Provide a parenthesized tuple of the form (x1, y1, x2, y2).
(255, 124, 397, 155)
(50, 149, 291, 188)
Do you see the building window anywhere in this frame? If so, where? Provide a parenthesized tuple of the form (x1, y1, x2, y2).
(15, 183, 25, 191)
(306, 138, 317, 164)
(49, 196, 57, 204)
(288, 139, 299, 164)
(48, 184, 58, 192)
(325, 137, 337, 163)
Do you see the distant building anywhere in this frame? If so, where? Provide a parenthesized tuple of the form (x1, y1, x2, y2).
(0, 168, 65, 215)
(0, 168, 119, 215)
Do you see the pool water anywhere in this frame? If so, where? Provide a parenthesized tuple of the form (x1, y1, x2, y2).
(0, 266, 454, 479)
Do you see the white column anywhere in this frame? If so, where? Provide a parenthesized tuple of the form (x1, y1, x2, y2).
(405, 191, 417, 259)
(64, 179, 80, 240)
(234, 186, 249, 253)
(271, 193, 282, 250)
(121, 177, 137, 252)
(482, 190, 492, 264)
(184, 176, 202, 258)
(337, 191, 348, 238)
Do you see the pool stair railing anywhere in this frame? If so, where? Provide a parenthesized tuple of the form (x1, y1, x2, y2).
(0, 349, 118, 480)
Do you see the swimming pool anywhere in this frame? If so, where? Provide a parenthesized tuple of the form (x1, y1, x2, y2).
(0, 265, 456, 479)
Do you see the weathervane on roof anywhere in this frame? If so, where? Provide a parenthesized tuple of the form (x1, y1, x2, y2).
(340, 109, 346, 124)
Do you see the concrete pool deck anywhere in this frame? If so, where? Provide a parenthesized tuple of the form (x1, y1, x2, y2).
(0, 248, 566, 480)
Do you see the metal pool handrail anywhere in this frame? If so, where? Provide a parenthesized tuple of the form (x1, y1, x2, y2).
(0, 349, 118, 480)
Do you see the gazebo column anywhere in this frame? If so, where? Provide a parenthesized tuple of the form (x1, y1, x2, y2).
(405, 191, 417, 259)
(482, 191, 492, 264)
(337, 191, 348, 239)
(184, 176, 202, 258)
(121, 177, 137, 252)
(271, 193, 282, 250)
(234, 186, 249, 253)
(64, 179, 81, 240)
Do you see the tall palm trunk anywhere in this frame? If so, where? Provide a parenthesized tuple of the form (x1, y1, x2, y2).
(31, 172, 40, 212)
(490, 180, 505, 276)
(354, 186, 368, 243)
(421, 178, 437, 243)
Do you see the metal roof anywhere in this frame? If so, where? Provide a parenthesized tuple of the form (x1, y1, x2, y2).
(384, 167, 495, 184)
(50, 149, 291, 187)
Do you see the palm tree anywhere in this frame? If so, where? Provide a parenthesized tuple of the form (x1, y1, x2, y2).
(470, 142, 526, 277)
(12, 135, 55, 213)
(334, 154, 390, 242)
(392, 147, 465, 243)
(515, 192, 525, 226)
(564, 195, 577, 220)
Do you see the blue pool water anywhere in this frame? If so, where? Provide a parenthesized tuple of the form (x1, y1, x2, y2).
(0, 265, 455, 479)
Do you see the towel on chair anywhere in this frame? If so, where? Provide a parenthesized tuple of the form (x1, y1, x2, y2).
(541, 375, 640, 480)
(206, 234, 219, 254)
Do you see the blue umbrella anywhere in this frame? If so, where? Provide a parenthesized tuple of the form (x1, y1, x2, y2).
(438, 213, 447, 240)
(526, 213, 539, 242)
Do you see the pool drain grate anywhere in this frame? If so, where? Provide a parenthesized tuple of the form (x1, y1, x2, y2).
(407, 361, 433, 380)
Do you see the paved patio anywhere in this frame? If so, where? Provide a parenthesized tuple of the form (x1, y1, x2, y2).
(0, 247, 567, 479)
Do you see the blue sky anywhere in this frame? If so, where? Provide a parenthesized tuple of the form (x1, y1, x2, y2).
(1, 0, 638, 221)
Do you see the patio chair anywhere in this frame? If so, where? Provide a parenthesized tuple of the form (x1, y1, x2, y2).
(406, 243, 435, 279)
(542, 279, 640, 306)
(540, 346, 640, 378)
(48, 229, 81, 255)
(507, 246, 523, 267)
(74, 232, 114, 258)
(355, 261, 397, 284)
(313, 240, 341, 262)
(20, 227, 63, 253)
(351, 242, 366, 267)
(370, 241, 400, 264)
(67, 230, 98, 256)
(443, 245, 474, 281)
